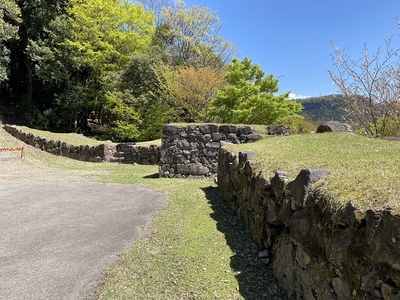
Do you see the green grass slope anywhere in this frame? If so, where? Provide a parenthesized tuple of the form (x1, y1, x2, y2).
(11, 125, 161, 147)
(227, 133, 400, 211)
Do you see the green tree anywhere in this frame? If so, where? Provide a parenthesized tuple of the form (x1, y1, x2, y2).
(120, 47, 177, 140)
(173, 65, 225, 122)
(67, 0, 155, 73)
(0, 0, 20, 82)
(138, 0, 171, 25)
(63, 0, 156, 137)
(24, 13, 82, 130)
(7, 0, 70, 111)
(0, 0, 20, 39)
(160, 0, 236, 70)
(209, 57, 302, 125)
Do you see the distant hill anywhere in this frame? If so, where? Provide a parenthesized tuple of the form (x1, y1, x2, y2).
(296, 94, 349, 123)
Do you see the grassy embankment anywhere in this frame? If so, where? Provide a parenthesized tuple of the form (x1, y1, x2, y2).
(1, 125, 279, 299)
(226, 132, 400, 211)
(14, 126, 161, 147)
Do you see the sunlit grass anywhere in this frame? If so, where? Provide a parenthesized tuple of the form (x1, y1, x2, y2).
(94, 167, 279, 299)
(12, 125, 162, 147)
(226, 133, 400, 211)
(170, 122, 269, 135)
(13, 126, 113, 147)
(136, 139, 161, 147)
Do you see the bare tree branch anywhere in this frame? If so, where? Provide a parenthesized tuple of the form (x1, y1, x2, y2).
(329, 37, 400, 136)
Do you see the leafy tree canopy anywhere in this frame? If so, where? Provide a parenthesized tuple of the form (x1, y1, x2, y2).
(119, 48, 177, 141)
(209, 57, 302, 125)
(66, 0, 156, 73)
(0, 0, 21, 82)
(4, 0, 70, 117)
(0, 0, 20, 41)
(160, 0, 236, 70)
(174, 65, 225, 122)
(60, 0, 156, 138)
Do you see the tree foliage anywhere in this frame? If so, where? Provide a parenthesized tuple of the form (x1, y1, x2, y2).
(67, 0, 155, 72)
(119, 48, 176, 141)
(174, 65, 225, 122)
(4, 0, 69, 118)
(0, 0, 303, 141)
(329, 38, 400, 136)
(209, 57, 302, 125)
(61, 0, 155, 138)
(160, 0, 236, 70)
(138, 0, 171, 25)
(0, 0, 20, 82)
(0, 0, 20, 40)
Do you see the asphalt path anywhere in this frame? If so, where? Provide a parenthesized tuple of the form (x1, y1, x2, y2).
(0, 179, 165, 299)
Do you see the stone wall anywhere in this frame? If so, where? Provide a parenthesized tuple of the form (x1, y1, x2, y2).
(218, 147, 400, 300)
(3, 124, 160, 164)
(115, 143, 160, 165)
(159, 124, 261, 178)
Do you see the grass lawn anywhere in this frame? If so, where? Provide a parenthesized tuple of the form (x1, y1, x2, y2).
(226, 132, 400, 211)
(14, 126, 114, 147)
(93, 165, 279, 299)
(12, 126, 161, 147)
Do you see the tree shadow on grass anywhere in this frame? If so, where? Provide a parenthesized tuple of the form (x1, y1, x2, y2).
(143, 173, 160, 179)
(201, 186, 282, 300)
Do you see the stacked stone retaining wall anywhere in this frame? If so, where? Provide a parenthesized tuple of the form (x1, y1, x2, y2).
(3, 124, 160, 164)
(218, 147, 400, 300)
(115, 143, 160, 165)
(158, 124, 261, 178)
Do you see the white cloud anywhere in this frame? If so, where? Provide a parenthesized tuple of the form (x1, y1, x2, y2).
(288, 92, 311, 100)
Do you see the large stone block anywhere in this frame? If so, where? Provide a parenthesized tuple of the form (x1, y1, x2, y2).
(272, 232, 296, 299)
(332, 277, 352, 300)
(199, 124, 219, 134)
(238, 151, 257, 164)
(245, 133, 262, 142)
(177, 163, 209, 176)
(211, 132, 226, 141)
(333, 200, 363, 227)
(205, 141, 220, 149)
(268, 124, 291, 136)
(366, 209, 400, 270)
(287, 168, 331, 209)
(163, 124, 186, 135)
(290, 209, 324, 257)
(316, 121, 353, 133)
(238, 125, 255, 135)
(219, 124, 238, 133)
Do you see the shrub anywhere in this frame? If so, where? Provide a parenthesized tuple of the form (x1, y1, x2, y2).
(283, 115, 316, 134)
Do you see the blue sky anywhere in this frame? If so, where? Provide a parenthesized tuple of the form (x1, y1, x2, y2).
(184, 0, 400, 98)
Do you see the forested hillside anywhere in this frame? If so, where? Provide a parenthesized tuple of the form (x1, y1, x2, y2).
(297, 94, 348, 123)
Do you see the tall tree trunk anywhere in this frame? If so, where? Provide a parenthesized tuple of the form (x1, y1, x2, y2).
(25, 55, 33, 105)
(20, 23, 34, 121)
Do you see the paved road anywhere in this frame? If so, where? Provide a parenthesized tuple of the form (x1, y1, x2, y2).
(0, 179, 165, 299)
